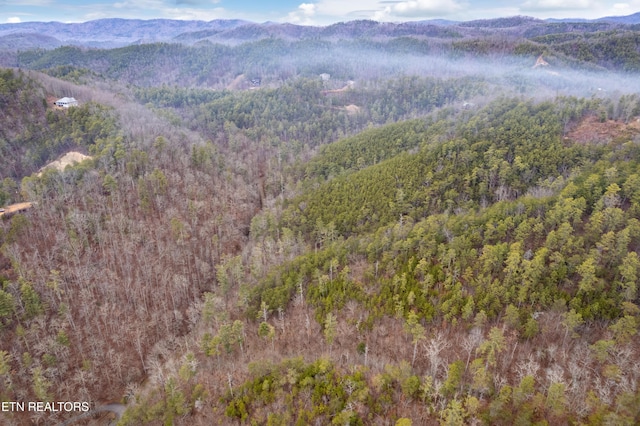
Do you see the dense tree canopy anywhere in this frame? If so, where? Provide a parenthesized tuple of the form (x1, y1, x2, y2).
(2, 23, 640, 424)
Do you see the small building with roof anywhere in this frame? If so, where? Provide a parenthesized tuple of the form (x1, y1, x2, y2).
(54, 97, 78, 108)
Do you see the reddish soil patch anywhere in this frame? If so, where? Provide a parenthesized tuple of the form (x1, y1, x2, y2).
(227, 74, 245, 90)
(46, 95, 59, 109)
(321, 82, 354, 95)
(566, 115, 640, 144)
(38, 151, 92, 176)
(343, 104, 361, 115)
(0, 202, 33, 218)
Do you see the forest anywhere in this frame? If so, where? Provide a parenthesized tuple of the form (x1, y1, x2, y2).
(1, 16, 640, 426)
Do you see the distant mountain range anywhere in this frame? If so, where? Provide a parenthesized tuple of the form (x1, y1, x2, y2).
(595, 11, 640, 24)
(424, 11, 640, 25)
(1, 12, 640, 50)
(0, 18, 250, 48)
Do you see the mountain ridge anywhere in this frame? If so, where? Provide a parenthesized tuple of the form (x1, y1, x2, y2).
(2, 13, 640, 49)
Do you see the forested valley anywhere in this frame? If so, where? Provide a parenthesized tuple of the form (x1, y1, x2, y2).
(1, 17, 640, 426)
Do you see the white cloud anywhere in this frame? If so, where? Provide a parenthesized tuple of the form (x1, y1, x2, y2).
(77, 0, 226, 21)
(279, 0, 640, 25)
(310, 0, 380, 16)
(381, 0, 464, 18)
(113, 0, 166, 10)
(2, 0, 52, 5)
(287, 3, 317, 24)
(300, 3, 316, 14)
(285, 0, 379, 23)
(611, 1, 640, 14)
(159, 7, 226, 20)
(520, 0, 595, 12)
(7, 16, 21, 23)
(516, 0, 640, 20)
(283, 0, 466, 25)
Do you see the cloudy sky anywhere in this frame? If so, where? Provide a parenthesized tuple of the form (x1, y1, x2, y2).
(2, 0, 640, 25)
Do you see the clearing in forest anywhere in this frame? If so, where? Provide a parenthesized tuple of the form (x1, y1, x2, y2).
(37, 151, 92, 176)
(566, 115, 640, 144)
(0, 202, 33, 218)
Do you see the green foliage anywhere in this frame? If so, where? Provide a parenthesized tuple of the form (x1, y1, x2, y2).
(609, 311, 638, 344)
(19, 279, 43, 320)
(0, 178, 19, 206)
(178, 353, 198, 383)
(0, 288, 15, 325)
(5, 50, 640, 424)
(250, 94, 640, 336)
(440, 399, 467, 426)
(619, 252, 639, 301)
(0, 71, 48, 177)
(404, 310, 426, 365)
(4, 213, 29, 244)
(31, 366, 51, 401)
(323, 313, 337, 351)
(201, 320, 245, 357)
(470, 358, 491, 395)
(55, 330, 70, 347)
(258, 321, 276, 348)
(284, 98, 587, 238)
(441, 360, 464, 398)
(304, 118, 432, 180)
(0, 350, 11, 376)
(546, 382, 567, 417)
(163, 378, 187, 424)
(561, 309, 584, 340)
(522, 316, 539, 339)
(223, 358, 370, 425)
(41, 65, 95, 83)
(136, 85, 230, 108)
(552, 32, 640, 71)
(477, 327, 506, 368)
(118, 377, 203, 425)
(201, 292, 217, 325)
(0, 72, 121, 181)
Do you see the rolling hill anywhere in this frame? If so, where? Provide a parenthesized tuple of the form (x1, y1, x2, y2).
(1, 14, 640, 425)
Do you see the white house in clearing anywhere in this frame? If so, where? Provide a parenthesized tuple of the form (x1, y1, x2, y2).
(54, 97, 78, 108)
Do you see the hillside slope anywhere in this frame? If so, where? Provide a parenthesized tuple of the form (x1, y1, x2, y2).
(0, 31, 640, 424)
